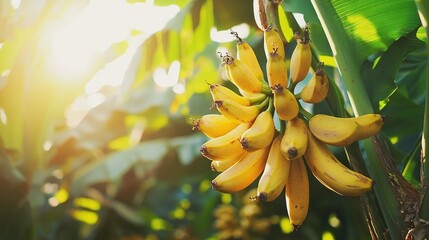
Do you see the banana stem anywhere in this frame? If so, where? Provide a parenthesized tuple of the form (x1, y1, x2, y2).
(298, 104, 313, 121)
(415, 0, 429, 221)
(311, 0, 407, 238)
(279, 120, 286, 136)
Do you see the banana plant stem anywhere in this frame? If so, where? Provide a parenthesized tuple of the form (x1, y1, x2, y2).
(310, 0, 407, 238)
(415, 0, 429, 221)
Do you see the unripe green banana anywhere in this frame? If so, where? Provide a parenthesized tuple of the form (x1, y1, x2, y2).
(193, 114, 240, 138)
(280, 117, 308, 160)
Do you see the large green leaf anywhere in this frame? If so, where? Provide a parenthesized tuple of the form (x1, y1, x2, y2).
(361, 30, 425, 110)
(329, 0, 420, 64)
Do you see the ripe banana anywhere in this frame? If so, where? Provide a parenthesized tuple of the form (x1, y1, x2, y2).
(209, 83, 266, 106)
(220, 52, 271, 94)
(272, 86, 299, 121)
(211, 152, 245, 172)
(200, 123, 251, 161)
(214, 97, 269, 123)
(256, 136, 291, 202)
(289, 27, 311, 84)
(300, 63, 329, 103)
(232, 32, 265, 82)
(309, 114, 384, 146)
(304, 131, 374, 196)
(264, 26, 285, 61)
(353, 114, 385, 140)
(193, 114, 240, 138)
(266, 48, 288, 89)
(212, 146, 270, 193)
(285, 157, 309, 230)
(280, 117, 308, 160)
(239, 109, 275, 151)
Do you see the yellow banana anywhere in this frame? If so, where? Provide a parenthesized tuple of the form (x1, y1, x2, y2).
(211, 152, 245, 172)
(220, 52, 271, 94)
(304, 131, 374, 196)
(353, 114, 385, 140)
(212, 146, 270, 193)
(209, 83, 266, 106)
(264, 26, 285, 60)
(256, 136, 291, 202)
(266, 48, 288, 89)
(289, 27, 312, 84)
(200, 123, 251, 161)
(300, 63, 329, 103)
(309, 114, 384, 146)
(232, 31, 265, 82)
(193, 114, 240, 138)
(285, 157, 309, 230)
(239, 109, 275, 151)
(272, 87, 299, 121)
(280, 117, 308, 160)
(214, 97, 269, 123)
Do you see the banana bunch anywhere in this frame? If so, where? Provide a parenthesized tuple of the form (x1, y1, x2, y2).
(192, 27, 384, 230)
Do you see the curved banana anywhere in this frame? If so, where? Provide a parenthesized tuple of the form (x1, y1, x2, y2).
(211, 152, 245, 172)
(309, 114, 384, 146)
(289, 27, 311, 84)
(209, 83, 266, 106)
(232, 31, 265, 82)
(193, 114, 240, 138)
(200, 123, 251, 161)
(304, 131, 374, 196)
(239, 109, 275, 151)
(285, 157, 309, 230)
(220, 53, 271, 94)
(280, 117, 308, 160)
(212, 146, 270, 193)
(256, 136, 291, 202)
(272, 86, 299, 121)
(264, 26, 285, 60)
(300, 63, 329, 103)
(214, 97, 269, 123)
(266, 48, 288, 89)
(353, 114, 385, 140)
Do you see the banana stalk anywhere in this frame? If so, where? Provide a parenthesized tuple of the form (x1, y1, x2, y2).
(311, 0, 408, 238)
(415, 0, 429, 222)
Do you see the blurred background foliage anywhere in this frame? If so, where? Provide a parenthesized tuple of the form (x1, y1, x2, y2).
(0, 0, 427, 239)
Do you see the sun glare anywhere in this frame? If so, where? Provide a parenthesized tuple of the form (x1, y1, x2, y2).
(43, 0, 179, 81)
(39, 0, 180, 127)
